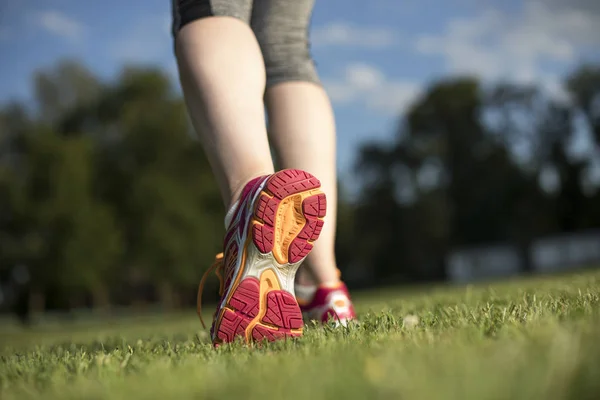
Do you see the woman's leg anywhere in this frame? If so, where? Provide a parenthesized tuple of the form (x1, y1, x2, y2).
(173, 0, 330, 344)
(251, 0, 356, 324)
(174, 2, 274, 209)
(265, 84, 339, 286)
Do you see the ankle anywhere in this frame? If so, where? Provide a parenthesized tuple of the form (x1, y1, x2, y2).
(319, 279, 342, 288)
(304, 270, 341, 289)
(299, 261, 341, 288)
(295, 282, 317, 304)
(224, 170, 273, 228)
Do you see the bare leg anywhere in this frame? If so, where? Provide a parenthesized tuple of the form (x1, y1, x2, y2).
(265, 83, 357, 326)
(265, 82, 340, 286)
(175, 8, 338, 285)
(175, 17, 274, 209)
(249, 0, 340, 287)
(174, 1, 355, 333)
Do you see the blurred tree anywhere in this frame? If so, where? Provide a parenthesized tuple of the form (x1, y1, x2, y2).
(3, 56, 599, 313)
(2, 59, 222, 314)
(49, 135, 123, 311)
(6, 128, 122, 312)
(50, 64, 223, 308)
(33, 59, 102, 124)
(104, 68, 222, 308)
(567, 65, 600, 145)
(333, 180, 359, 280)
(566, 65, 600, 229)
(485, 82, 588, 234)
(353, 77, 564, 282)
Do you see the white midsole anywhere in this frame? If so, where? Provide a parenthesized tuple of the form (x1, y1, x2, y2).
(240, 242, 302, 296)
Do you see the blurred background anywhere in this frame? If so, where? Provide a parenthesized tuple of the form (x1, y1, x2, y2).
(1, 0, 600, 324)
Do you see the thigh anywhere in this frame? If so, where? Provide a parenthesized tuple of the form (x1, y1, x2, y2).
(171, 0, 254, 37)
(250, 0, 315, 39)
(250, 0, 318, 86)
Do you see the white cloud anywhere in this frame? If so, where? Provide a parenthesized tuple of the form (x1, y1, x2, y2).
(109, 13, 180, 80)
(312, 22, 398, 49)
(367, 81, 423, 114)
(542, 0, 600, 16)
(323, 63, 421, 115)
(108, 13, 179, 84)
(112, 14, 171, 64)
(414, 1, 600, 97)
(34, 11, 83, 40)
(345, 64, 385, 91)
(537, 74, 571, 103)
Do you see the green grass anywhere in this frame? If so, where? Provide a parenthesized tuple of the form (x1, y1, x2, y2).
(2, 271, 600, 400)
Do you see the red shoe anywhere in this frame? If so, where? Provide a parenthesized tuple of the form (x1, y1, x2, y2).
(197, 169, 327, 346)
(298, 281, 357, 326)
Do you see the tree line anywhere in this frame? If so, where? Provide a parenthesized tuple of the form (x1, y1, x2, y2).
(0, 59, 599, 320)
(349, 65, 600, 285)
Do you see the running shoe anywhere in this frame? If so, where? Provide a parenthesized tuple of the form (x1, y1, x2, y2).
(197, 169, 327, 345)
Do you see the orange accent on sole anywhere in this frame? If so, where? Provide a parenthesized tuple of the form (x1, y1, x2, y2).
(252, 170, 326, 264)
(245, 268, 281, 341)
(214, 270, 303, 345)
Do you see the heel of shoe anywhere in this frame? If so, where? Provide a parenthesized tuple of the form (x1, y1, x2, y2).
(215, 271, 303, 345)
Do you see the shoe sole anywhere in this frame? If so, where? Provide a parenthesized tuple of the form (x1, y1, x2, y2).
(213, 169, 326, 345)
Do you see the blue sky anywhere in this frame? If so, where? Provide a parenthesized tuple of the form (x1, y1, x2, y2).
(1, 0, 599, 185)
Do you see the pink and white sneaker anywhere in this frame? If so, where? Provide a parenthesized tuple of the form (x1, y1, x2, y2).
(197, 169, 327, 346)
(297, 281, 357, 326)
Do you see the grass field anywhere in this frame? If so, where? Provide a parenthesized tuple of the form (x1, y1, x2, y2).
(1, 271, 600, 400)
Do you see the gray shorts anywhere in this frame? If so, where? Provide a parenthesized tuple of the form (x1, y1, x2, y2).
(171, 0, 320, 88)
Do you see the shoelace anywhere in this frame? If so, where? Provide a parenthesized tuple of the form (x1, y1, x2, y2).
(196, 253, 225, 329)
